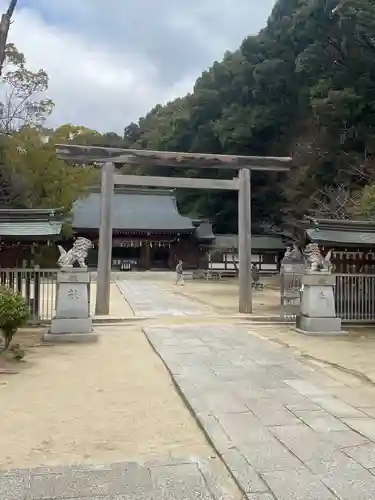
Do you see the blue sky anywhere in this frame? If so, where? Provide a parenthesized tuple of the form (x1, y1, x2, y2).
(7, 0, 275, 133)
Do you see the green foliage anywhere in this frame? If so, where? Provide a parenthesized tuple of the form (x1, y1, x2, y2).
(3, 127, 97, 213)
(122, 0, 375, 232)
(0, 287, 29, 351)
(3, 0, 375, 230)
(353, 184, 375, 220)
(0, 49, 98, 215)
(51, 124, 126, 148)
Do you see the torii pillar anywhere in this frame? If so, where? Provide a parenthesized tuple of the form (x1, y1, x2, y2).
(238, 168, 252, 313)
(95, 162, 114, 315)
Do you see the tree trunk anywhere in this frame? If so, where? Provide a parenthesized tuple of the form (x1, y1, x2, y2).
(0, 0, 18, 76)
(2, 331, 13, 351)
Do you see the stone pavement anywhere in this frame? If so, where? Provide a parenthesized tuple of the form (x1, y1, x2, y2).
(0, 458, 238, 499)
(117, 280, 216, 317)
(144, 324, 375, 500)
(89, 282, 134, 318)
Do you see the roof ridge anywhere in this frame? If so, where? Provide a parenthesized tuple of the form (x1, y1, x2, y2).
(304, 217, 375, 233)
(0, 208, 64, 222)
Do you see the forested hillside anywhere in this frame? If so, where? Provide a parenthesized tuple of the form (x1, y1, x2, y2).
(123, 0, 375, 235)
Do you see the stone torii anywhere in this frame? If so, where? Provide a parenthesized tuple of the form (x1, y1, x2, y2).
(55, 144, 292, 315)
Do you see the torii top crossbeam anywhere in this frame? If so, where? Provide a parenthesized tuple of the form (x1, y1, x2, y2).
(55, 144, 292, 172)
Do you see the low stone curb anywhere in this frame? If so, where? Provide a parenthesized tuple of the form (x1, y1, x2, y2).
(92, 315, 148, 324)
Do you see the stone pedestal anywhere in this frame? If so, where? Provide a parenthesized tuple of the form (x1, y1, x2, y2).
(44, 268, 97, 343)
(298, 272, 344, 335)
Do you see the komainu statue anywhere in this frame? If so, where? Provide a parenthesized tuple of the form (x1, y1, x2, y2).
(282, 242, 303, 263)
(57, 237, 93, 268)
(303, 243, 332, 273)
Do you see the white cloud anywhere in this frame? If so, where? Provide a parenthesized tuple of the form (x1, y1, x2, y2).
(2, 0, 274, 133)
(7, 6, 166, 133)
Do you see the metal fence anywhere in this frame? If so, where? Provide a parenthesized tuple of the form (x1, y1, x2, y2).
(0, 268, 59, 324)
(280, 269, 375, 323)
(335, 273, 375, 322)
(0, 268, 95, 325)
(7, 267, 375, 324)
(280, 264, 304, 320)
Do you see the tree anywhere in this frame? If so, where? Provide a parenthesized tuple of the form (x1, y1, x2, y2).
(352, 184, 375, 220)
(50, 124, 125, 149)
(50, 124, 102, 145)
(308, 185, 359, 220)
(124, 122, 140, 146)
(0, 0, 18, 76)
(121, 0, 375, 233)
(0, 45, 96, 213)
(0, 44, 54, 133)
(3, 127, 97, 213)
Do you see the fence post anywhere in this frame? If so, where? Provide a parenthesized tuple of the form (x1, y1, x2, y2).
(33, 266, 41, 321)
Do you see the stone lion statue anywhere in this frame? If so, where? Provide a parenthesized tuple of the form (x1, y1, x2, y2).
(57, 237, 93, 268)
(282, 242, 303, 263)
(303, 243, 332, 273)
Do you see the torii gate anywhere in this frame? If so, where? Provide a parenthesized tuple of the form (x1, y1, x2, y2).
(55, 145, 292, 314)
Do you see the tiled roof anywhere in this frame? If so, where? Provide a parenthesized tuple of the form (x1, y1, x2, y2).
(306, 228, 375, 245)
(0, 208, 63, 238)
(0, 221, 62, 237)
(304, 217, 375, 246)
(195, 221, 215, 241)
(72, 188, 194, 232)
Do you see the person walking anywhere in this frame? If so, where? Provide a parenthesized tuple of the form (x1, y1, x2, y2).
(175, 260, 184, 286)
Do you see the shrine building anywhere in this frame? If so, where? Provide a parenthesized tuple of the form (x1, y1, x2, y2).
(0, 208, 64, 267)
(301, 217, 375, 273)
(71, 187, 214, 269)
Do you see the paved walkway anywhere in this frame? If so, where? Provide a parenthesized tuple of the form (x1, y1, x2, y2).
(117, 280, 216, 317)
(144, 324, 375, 500)
(6, 275, 375, 499)
(1, 458, 237, 499)
(90, 282, 135, 318)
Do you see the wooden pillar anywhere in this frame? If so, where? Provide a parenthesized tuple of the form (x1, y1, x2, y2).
(168, 247, 174, 269)
(145, 243, 151, 269)
(238, 168, 252, 313)
(95, 162, 114, 316)
(139, 242, 151, 269)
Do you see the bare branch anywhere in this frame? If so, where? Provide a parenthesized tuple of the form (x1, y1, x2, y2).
(0, 0, 18, 76)
(260, 221, 299, 242)
(308, 184, 357, 219)
(0, 46, 53, 132)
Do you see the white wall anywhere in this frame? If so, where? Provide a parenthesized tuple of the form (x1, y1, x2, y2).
(208, 251, 278, 272)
